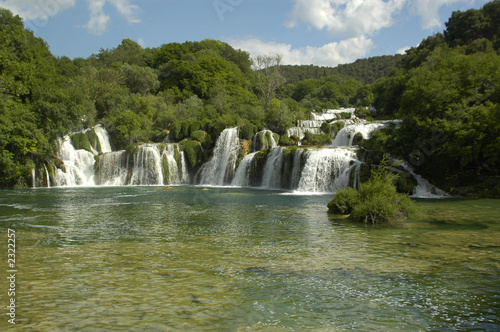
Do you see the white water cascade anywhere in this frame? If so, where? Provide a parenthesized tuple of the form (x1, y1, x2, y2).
(397, 160, 448, 198)
(53, 125, 189, 187)
(311, 108, 356, 121)
(162, 144, 189, 185)
(199, 127, 240, 186)
(95, 151, 129, 186)
(93, 124, 113, 153)
(297, 148, 359, 193)
(333, 120, 400, 146)
(231, 152, 258, 187)
(261, 147, 284, 189)
(130, 145, 164, 186)
(55, 136, 96, 186)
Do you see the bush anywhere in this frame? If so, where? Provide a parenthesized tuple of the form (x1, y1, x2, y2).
(321, 122, 332, 135)
(328, 155, 418, 223)
(327, 187, 359, 214)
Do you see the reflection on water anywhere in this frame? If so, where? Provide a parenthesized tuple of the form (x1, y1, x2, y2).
(0, 187, 499, 331)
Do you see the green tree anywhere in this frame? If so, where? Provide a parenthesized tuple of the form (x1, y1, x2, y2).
(328, 156, 418, 223)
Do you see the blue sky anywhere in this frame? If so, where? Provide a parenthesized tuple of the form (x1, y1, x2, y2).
(0, 0, 491, 67)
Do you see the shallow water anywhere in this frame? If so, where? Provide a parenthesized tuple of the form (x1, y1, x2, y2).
(0, 187, 499, 331)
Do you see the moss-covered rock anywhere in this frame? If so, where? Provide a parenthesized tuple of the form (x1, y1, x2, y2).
(191, 130, 207, 143)
(179, 139, 203, 168)
(70, 132, 92, 152)
(352, 132, 364, 146)
(302, 132, 331, 146)
(85, 129, 102, 154)
(248, 149, 269, 186)
(394, 171, 418, 194)
(279, 134, 298, 146)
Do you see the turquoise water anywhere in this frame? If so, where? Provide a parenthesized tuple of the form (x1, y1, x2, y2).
(1, 187, 499, 331)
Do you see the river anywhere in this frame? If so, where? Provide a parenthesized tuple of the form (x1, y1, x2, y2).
(0, 187, 499, 331)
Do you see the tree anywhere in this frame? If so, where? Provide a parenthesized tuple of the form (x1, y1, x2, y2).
(254, 54, 286, 108)
(328, 156, 418, 223)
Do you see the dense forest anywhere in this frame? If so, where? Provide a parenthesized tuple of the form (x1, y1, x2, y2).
(0, 1, 499, 196)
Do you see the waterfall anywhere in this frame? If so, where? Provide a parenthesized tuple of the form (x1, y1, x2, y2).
(199, 127, 240, 185)
(333, 120, 400, 146)
(397, 160, 448, 198)
(161, 144, 189, 185)
(252, 130, 278, 151)
(55, 136, 96, 186)
(43, 164, 51, 188)
(231, 152, 258, 187)
(95, 151, 129, 186)
(32, 168, 36, 188)
(261, 148, 284, 189)
(92, 125, 113, 153)
(296, 147, 359, 193)
(130, 144, 164, 186)
(290, 149, 303, 189)
(311, 108, 356, 121)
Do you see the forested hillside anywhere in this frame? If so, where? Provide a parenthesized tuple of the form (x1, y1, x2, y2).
(1, 0, 499, 196)
(280, 55, 404, 85)
(367, 0, 500, 196)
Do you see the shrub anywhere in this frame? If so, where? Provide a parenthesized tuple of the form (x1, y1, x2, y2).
(328, 155, 418, 223)
(327, 187, 359, 214)
(321, 122, 332, 135)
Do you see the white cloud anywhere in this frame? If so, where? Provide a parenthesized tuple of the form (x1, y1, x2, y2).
(228, 36, 374, 67)
(82, 0, 109, 35)
(137, 37, 145, 47)
(0, 0, 140, 35)
(0, 0, 76, 20)
(108, 0, 140, 24)
(396, 46, 410, 54)
(285, 0, 406, 38)
(411, 0, 469, 29)
(82, 0, 141, 35)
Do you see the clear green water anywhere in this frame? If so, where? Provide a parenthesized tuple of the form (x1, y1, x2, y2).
(0, 187, 499, 331)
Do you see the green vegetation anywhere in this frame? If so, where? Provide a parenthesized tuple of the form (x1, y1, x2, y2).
(1, 1, 499, 196)
(328, 156, 418, 223)
(368, 0, 500, 196)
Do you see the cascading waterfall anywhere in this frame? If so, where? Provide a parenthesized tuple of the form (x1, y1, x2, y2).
(296, 148, 359, 193)
(261, 147, 284, 189)
(333, 120, 400, 146)
(93, 125, 113, 153)
(231, 152, 257, 187)
(397, 160, 448, 198)
(161, 144, 188, 185)
(290, 149, 304, 189)
(311, 108, 356, 121)
(43, 164, 51, 188)
(95, 151, 129, 186)
(42, 122, 443, 196)
(130, 144, 164, 186)
(55, 136, 96, 186)
(199, 127, 240, 186)
(52, 125, 189, 187)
